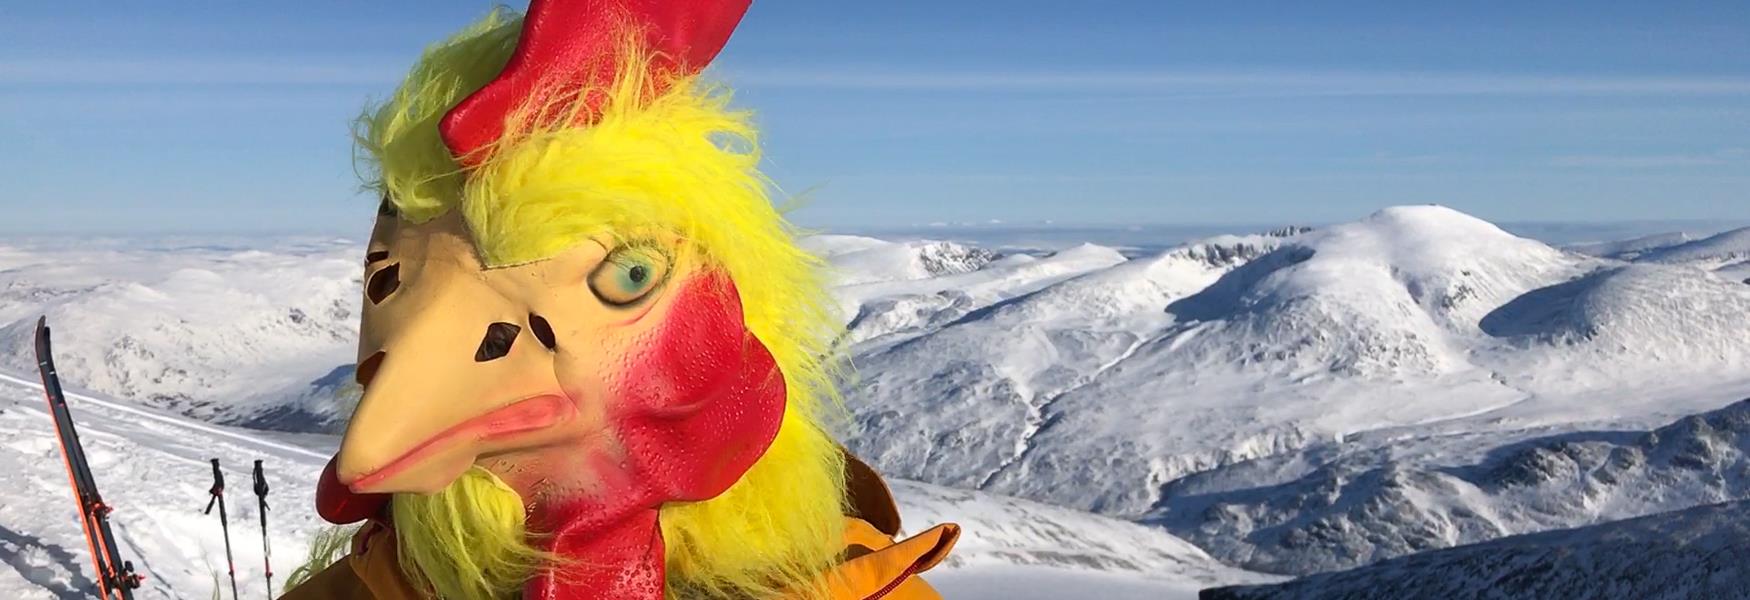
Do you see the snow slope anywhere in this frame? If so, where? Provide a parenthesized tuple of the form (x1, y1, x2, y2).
(0, 371, 1269, 598)
(0, 371, 328, 599)
(842, 233, 1291, 509)
(1202, 499, 1750, 600)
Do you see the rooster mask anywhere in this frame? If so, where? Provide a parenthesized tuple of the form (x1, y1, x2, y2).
(280, 1, 958, 599)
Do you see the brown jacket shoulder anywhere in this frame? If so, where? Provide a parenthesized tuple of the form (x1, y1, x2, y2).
(282, 454, 958, 599)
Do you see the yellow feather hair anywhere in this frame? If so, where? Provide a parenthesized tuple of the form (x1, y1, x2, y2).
(390, 467, 557, 599)
(334, 8, 849, 600)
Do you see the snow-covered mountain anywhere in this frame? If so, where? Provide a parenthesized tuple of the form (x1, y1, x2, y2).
(1202, 499, 1750, 600)
(0, 237, 362, 432)
(841, 206, 1750, 526)
(820, 206, 1750, 582)
(0, 372, 1272, 599)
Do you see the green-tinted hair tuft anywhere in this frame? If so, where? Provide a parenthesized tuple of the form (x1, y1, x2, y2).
(355, 7, 522, 223)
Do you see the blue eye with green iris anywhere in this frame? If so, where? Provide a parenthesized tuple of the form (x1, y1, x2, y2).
(589, 245, 669, 306)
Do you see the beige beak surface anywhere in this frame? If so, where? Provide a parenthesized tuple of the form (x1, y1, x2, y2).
(337, 213, 574, 494)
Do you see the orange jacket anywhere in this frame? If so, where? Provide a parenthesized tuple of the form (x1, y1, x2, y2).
(283, 456, 958, 599)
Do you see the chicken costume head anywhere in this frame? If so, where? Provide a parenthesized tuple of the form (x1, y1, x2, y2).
(281, 2, 958, 599)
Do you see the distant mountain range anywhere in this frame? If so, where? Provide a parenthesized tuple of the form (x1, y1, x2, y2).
(1, 206, 1746, 596)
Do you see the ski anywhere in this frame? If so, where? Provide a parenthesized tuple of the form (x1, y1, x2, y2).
(34, 317, 143, 600)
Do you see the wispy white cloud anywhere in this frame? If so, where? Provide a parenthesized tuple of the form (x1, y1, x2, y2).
(12, 56, 1750, 100)
(724, 67, 1750, 97)
(1551, 148, 1748, 168)
(1358, 152, 1450, 166)
(0, 57, 400, 86)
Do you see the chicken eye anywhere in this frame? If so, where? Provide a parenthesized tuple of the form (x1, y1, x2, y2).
(589, 245, 669, 306)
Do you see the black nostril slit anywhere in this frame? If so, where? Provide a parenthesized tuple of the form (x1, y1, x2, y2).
(355, 351, 386, 388)
(365, 250, 390, 264)
(366, 263, 401, 304)
(528, 314, 556, 351)
(475, 322, 521, 362)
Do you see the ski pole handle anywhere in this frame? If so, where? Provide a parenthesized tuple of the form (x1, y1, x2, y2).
(252, 460, 268, 504)
(205, 458, 225, 514)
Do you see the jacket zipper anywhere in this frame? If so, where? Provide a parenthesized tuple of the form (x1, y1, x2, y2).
(863, 561, 922, 600)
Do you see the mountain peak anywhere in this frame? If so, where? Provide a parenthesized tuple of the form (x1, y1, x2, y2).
(1351, 204, 1525, 248)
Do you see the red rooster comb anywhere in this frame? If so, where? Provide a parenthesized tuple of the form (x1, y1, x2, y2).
(439, 0, 752, 165)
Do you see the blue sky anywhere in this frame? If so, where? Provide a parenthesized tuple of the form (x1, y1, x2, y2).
(2, 1, 1746, 235)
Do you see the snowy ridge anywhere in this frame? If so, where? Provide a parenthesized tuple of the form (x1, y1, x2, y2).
(802, 235, 996, 286)
(1567, 226, 1750, 281)
(1632, 226, 1750, 268)
(1563, 231, 1695, 260)
(832, 241, 1128, 348)
(1154, 398, 1750, 575)
(1202, 499, 1750, 600)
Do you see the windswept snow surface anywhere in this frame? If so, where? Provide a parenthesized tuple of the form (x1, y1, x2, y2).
(0, 372, 1264, 598)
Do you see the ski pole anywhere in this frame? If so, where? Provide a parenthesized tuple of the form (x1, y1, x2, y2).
(252, 460, 273, 599)
(205, 459, 240, 600)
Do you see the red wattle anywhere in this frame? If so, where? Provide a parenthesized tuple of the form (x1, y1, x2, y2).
(522, 273, 787, 598)
(525, 507, 664, 600)
(315, 459, 389, 525)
